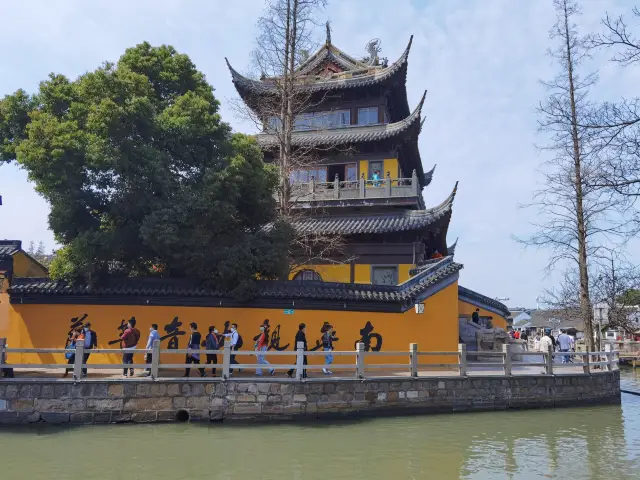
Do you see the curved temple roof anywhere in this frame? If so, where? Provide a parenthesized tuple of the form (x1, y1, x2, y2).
(296, 43, 372, 75)
(458, 285, 511, 319)
(225, 36, 413, 95)
(8, 257, 463, 313)
(256, 90, 426, 149)
(291, 181, 457, 236)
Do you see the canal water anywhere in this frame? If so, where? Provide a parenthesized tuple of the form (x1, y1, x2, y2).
(1, 371, 639, 480)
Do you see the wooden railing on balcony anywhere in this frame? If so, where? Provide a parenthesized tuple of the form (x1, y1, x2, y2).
(291, 169, 421, 202)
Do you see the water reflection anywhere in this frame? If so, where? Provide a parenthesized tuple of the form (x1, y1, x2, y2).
(0, 372, 638, 480)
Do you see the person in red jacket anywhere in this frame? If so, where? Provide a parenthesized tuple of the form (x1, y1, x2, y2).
(120, 318, 140, 377)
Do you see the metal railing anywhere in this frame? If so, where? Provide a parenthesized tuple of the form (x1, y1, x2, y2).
(290, 169, 421, 202)
(0, 339, 619, 381)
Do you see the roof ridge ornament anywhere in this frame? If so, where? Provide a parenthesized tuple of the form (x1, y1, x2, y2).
(365, 38, 382, 66)
(326, 20, 331, 45)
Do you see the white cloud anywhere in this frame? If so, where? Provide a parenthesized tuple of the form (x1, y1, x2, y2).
(0, 0, 638, 306)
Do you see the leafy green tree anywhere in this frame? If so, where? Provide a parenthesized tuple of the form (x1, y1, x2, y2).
(0, 42, 291, 296)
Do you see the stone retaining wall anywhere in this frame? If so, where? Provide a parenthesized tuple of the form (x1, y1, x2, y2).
(0, 371, 620, 424)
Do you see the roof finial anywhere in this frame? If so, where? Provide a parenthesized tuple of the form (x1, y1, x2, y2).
(326, 20, 332, 44)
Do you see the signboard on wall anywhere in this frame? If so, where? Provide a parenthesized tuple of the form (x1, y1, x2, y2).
(414, 303, 425, 314)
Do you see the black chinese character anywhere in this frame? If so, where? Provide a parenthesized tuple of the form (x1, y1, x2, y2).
(107, 318, 131, 346)
(355, 321, 382, 352)
(65, 313, 88, 348)
(161, 316, 186, 349)
(268, 324, 290, 351)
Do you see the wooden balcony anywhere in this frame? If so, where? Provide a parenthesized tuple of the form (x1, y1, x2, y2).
(290, 170, 421, 203)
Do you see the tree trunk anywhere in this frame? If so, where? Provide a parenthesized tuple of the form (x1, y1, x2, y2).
(563, 2, 594, 351)
(278, 0, 293, 217)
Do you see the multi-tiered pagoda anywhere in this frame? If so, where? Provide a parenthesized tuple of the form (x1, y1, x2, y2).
(227, 30, 509, 326)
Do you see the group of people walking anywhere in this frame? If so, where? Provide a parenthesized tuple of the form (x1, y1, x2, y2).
(534, 328, 576, 363)
(64, 319, 340, 378)
(63, 322, 98, 377)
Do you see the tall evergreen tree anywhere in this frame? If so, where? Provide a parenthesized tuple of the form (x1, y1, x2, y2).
(0, 42, 292, 297)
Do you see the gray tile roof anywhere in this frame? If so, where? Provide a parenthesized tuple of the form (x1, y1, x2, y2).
(0, 240, 21, 257)
(291, 184, 456, 236)
(8, 256, 463, 312)
(226, 36, 412, 95)
(295, 42, 371, 75)
(458, 285, 511, 318)
(529, 309, 584, 330)
(255, 90, 426, 149)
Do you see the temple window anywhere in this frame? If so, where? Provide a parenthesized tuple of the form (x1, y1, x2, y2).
(267, 116, 282, 132)
(357, 106, 379, 126)
(368, 161, 383, 180)
(290, 167, 328, 184)
(371, 266, 398, 285)
(293, 270, 323, 282)
(293, 110, 350, 131)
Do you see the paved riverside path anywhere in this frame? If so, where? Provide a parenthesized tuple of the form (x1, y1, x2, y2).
(3, 354, 591, 380)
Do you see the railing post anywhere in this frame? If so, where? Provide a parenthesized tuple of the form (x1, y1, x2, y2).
(334, 174, 340, 199)
(359, 174, 365, 197)
(411, 169, 419, 195)
(73, 343, 84, 380)
(605, 344, 613, 371)
(310, 175, 315, 199)
(150, 339, 160, 379)
(0, 338, 6, 367)
(222, 343, 231, 380)
(583, 350, 590, 374)
(458, 343, 467, 376)
(502, 343, 511, 376)
(295, 341, 304, 381)
(409, 343, 418, 377)
(546, 345, 554, 375)
(385, 172, 391, 197)
(356, 342, 365, 379)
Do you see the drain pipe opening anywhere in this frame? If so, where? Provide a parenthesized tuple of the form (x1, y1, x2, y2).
(175, 409, 190, 422)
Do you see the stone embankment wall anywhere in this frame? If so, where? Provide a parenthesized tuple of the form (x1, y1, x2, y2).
(0, 371, 620, 424)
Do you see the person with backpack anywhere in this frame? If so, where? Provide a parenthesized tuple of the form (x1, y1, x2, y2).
(255, 321, 274, 376)
(321, 322, 339, 375)
(120, 318, 140, 377)
(205, 326, 221, 376)
(222, 323, 243, 375)
(82, 322, 98, 377)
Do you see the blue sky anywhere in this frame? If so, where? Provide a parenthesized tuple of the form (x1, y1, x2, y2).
(0, 0, 638, 307)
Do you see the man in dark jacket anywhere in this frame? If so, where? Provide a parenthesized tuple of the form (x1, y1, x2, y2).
(185, 322, 205, 377)
(205, 326, 220, 376)
(287, 323, 308, 378)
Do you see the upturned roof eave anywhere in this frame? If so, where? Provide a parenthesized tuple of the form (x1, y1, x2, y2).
(255, 89, 426, 149)
(289, 183, 457, 236)
(225, 35, 413, 96)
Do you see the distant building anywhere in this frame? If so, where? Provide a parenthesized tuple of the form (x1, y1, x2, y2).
(0, 240, 48, 279)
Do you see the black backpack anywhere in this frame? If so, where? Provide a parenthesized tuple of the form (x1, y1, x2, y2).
(235, 334, 244, 349)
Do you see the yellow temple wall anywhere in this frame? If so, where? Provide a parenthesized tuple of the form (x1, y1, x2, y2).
(359, 158, 399, 180)
(289, 264, 351, 283)
(12, 252, 48, 278)
(0, 282, 460, 368)
(290, 263, 414, 285)
(458, 299, 508, 330)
